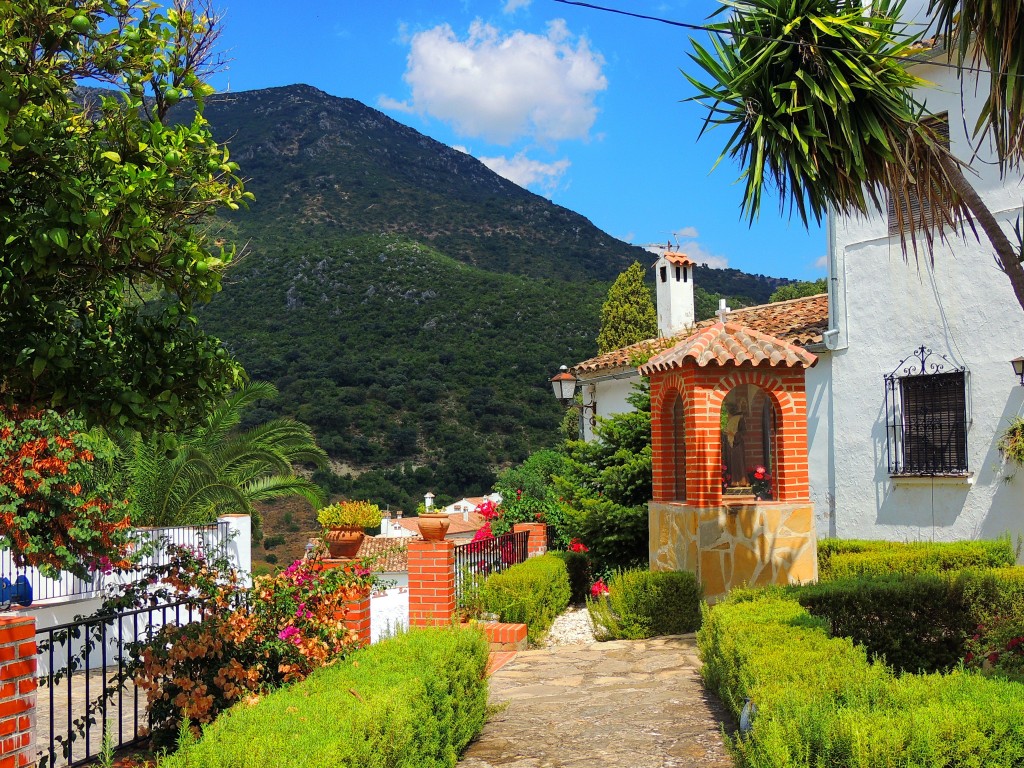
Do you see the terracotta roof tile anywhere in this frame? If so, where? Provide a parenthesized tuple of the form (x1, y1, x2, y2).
(661, 252, 697, 267)
(357, 537, 408, 571)
(639, 321, 817, 373)
(573, 293, 827, 375)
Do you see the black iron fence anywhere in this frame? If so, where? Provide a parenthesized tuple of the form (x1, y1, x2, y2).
(35, 597, 207, 767)
(453, 530, 529, 608)
(545, 524, 560, 552)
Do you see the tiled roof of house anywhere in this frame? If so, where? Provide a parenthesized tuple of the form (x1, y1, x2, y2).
(357, 537, 408, 571)
(573, 293, 828, 375)
(638, 321, 818, 373)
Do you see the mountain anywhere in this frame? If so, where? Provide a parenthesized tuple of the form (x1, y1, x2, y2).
(169, 85, 795, 508)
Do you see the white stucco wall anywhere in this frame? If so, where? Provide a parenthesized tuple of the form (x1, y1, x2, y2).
(821, 60, 1024, 542)
(580, 372, 642, 441)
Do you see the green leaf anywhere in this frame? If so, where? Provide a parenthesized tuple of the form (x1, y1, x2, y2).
(31, 357, 46, 379)
(101, 151, 122, 163)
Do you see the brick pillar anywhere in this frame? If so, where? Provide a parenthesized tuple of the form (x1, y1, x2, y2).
(344, 588, 371, 647)
(408, 539, 455, 628)
(0, 616, 35, 768)
(513, 523, 547, 557)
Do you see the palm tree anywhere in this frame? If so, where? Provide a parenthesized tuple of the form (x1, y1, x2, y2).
(111, 381, 328, 534)
(686, 0, 1024, 311)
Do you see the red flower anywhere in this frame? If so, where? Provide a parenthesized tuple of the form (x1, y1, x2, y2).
(568, 538, 589, 553)
(988, 652, 1001, 664)
(590, 578, 609, 597)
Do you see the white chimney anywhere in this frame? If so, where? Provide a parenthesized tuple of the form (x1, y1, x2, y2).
(654, 252, 696, 337)
(463, 503, 470, 523)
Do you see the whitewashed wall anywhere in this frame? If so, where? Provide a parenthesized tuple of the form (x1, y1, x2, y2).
(820, 60, 1024, 543)
(581, 372, 642, 441)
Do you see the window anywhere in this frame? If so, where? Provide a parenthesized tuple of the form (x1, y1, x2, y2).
(660, 266, 667, 282)
(884, 347, 968, 475)
(675, 266, 681, 281)
(887, 113, 951, 236)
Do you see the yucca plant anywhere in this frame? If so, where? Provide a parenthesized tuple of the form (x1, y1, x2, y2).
(687, 0, 1024, 311)
(110, 381, 328, 534)
(928, 0, 1024, 170)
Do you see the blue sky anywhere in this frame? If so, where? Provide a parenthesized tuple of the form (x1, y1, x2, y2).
(208, 0, 827, 280)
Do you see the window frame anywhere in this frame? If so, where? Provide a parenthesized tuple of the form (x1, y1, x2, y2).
(883, 346, 969, 476)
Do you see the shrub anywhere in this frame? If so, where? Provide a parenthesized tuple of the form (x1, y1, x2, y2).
(160, 627, 490, 768)
(552, 550, 592, 604)
(793, 575, 972, 673)
(817, 536, 1015, 581)
(588, 569, 702, 640)
(104, 548, 371, 745)
(699, 593, 1024, 768)
(481, 554, 570, 644)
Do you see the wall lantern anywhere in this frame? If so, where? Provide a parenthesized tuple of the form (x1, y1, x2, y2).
(1012, 357, 1024, 386)
(550, 365, 597, 427)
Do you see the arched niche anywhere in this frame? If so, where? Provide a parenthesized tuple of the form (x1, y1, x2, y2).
(719, 383, 779, 500)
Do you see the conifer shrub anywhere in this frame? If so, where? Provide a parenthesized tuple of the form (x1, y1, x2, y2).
(481, 554, 570, 643)
(159, 627, 490, 768)
(552, 550, 593, 604)
(588, 569, 702, 640)
(817, 536, 1015, 581)
(699, 594, 1024, 768)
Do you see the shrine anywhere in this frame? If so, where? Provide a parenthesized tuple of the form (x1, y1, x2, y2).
(640, 317, 818, 599)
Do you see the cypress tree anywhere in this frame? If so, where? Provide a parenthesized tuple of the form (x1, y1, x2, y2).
(596, 262, 658, 354)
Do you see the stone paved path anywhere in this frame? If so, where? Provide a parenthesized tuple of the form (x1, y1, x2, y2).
(460, 635, 734, 768)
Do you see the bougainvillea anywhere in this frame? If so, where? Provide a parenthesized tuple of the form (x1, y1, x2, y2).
(99, 544, 373, 744)
(0, 406, 131, 578)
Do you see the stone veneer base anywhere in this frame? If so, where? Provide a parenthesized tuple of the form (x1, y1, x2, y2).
(649, 501, 817, 600)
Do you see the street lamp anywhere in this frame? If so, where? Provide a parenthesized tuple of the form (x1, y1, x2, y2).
(549, 365, 597, 428)
(1012, 357, 1024, 385)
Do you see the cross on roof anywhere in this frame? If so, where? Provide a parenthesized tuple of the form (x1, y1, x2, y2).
(716, 298, 732, 323)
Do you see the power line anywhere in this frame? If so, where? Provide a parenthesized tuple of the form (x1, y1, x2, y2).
(552, 0, 1023, 80)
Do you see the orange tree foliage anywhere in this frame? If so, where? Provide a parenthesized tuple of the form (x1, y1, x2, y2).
(0, 406, 131, 578)
(102, 545, 372, 745)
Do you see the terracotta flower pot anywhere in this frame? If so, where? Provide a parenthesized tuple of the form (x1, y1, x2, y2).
(416, 513, 451, 541)
(324, 526, 365, 559)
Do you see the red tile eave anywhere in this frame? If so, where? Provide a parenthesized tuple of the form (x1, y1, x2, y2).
(572, 293, 828, 375)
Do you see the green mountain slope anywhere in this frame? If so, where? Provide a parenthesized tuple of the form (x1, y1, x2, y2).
(199, 233, 605, 501)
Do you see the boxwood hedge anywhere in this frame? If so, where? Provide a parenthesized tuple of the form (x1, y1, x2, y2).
(160, 626, 490, 768)
(481, 553, 570, 644)
(817, 536, 1015, 581)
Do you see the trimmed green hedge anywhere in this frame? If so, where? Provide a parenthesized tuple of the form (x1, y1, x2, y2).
(699, 594, 1024, 768)
(481, 554, 570, 644)
(160, 627, 490, 768)
(788, 567, 1024, 674)
(817, 536, 1015, 581)
(589, 569, 702, 640)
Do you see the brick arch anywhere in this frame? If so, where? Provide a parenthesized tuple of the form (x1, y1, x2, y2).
(650, 371, 693, 504)
(701, 367, 807, 504)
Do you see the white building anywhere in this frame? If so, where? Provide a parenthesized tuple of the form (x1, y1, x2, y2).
(570, 51, 1024, 545)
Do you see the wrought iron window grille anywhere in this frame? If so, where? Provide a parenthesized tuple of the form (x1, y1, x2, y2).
(884, 346, 969, 476)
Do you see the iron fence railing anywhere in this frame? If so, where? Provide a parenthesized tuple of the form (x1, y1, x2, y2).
(0, 521, 230, 605)
(453, 530, 529, 607)
(35, 597, 207, 767)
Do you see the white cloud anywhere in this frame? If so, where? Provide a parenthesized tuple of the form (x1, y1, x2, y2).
(388, 19, 607, 145)
(644, 226, 730, 269)
(503, 0, 532, 12)
(478, 151, 570, 193)
(813, 255, 828, 271)
(377, 95, 414, 113)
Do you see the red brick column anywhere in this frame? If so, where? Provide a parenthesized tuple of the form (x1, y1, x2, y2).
(408, 539, 455, 628)
(0, 616, 35, 768)
(513, 523, 547, 557)
(344, 588, 371, 648)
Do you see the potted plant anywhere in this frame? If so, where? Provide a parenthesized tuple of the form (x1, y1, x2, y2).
(999, 416, 1024, 469)
(415, 498, 451, 541)
(318, 500, 381, 559)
